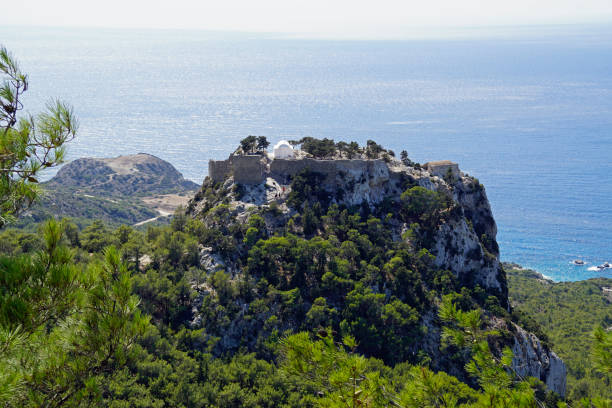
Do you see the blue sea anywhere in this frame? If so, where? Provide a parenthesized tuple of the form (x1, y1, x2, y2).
(2, 25, 611, 281)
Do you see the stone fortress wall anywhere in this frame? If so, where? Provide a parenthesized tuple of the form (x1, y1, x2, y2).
(208, 159, 232, 183)
(209, 154, 394, 186)
(424, 160, 460, 179)
(232, 155, 266, 184)
(209, 153, 459, 187)
(209, 155, 267, 184)
(269, 158, 389, 184)
(270, 158, 342, 184)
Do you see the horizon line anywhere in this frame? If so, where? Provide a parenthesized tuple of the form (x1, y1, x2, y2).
(3, 21, 612, 41)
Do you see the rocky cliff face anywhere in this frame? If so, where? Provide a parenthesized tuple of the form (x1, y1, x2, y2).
(188, 151, 566, 396)
(429, 174, 507, 301)
(511, 323, 567, 397)
(199, 155, 508, 296)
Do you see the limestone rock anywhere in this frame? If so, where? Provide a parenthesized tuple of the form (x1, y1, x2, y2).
(199, 246, 226, 273)
(511, 323, 567, 397)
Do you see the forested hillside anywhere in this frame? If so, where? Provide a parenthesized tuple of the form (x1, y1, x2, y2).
(0, 139, 605, 407)
(507, 265, 612, 401)
(0, 214, 560, 407)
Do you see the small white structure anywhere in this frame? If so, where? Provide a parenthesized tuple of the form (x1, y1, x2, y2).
(273, 140, 295, 159)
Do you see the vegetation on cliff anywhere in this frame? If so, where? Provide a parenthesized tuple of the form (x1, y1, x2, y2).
(186, 175, 478, 368)
(2, 215, 611, 407)
(285, 136, 396, 161)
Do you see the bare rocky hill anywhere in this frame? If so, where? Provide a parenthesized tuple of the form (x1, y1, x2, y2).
(46, 153, 199, 195)
(21, 154, 199, 227)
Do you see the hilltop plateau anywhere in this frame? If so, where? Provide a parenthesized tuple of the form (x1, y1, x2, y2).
(46, 153, 199, 195)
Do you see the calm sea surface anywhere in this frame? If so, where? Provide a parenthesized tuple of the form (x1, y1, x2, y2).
(2, 26, 611, 281)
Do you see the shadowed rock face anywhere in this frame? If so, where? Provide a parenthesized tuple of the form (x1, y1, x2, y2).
(47, 153, 199, 195)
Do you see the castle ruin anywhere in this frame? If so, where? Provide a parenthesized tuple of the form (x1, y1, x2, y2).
(423, 160, 460, 179)
(208, 150, 460, 187)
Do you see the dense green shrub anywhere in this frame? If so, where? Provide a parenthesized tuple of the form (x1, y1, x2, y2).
(287, 169, 330, 209)
(299, 137, 337, 158)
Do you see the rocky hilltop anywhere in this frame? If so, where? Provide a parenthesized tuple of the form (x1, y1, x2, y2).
(22, 154, 199, 226)
(47, 153, 199, 195)
(186, 138, 566, 396)
(204, 146, 504, 300)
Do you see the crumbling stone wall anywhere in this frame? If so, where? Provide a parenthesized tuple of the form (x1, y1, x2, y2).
(210, 155, 390, 187)
(270, 158, 388, 185)
(209, 159, 231, 182)
(424, 161, 460, 179)
(270, 158, 338, 184)
(232, 155, 265, 184)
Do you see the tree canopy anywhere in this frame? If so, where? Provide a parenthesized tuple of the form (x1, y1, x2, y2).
(0, 46, 77, 227)
(0, 221, 149, 406)
(0, 47, 149, 408)
(239, 135, 269, 155)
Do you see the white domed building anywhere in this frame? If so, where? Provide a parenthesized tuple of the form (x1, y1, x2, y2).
(273, 140, 295, 159)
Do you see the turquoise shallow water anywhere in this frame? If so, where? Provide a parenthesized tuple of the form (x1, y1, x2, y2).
(2, 25, 611, 281)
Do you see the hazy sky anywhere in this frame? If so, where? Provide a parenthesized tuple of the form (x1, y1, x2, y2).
(7, 0, 612, 38)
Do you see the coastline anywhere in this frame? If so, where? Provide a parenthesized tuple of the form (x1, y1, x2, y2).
(502, 261, 612, 283)
(503, 262, 555, 282)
